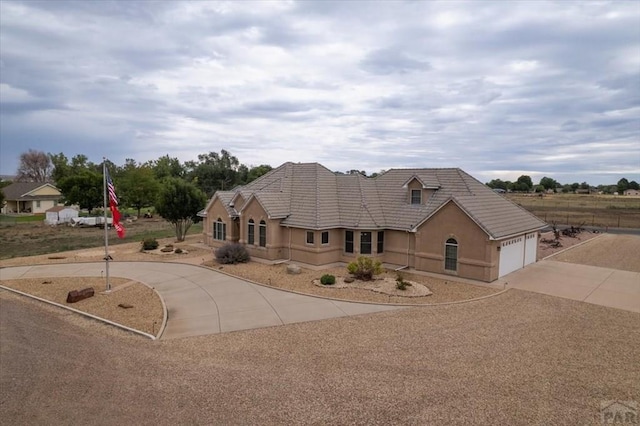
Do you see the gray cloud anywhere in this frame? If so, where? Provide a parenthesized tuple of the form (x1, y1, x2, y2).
(1, 0, 638, 185)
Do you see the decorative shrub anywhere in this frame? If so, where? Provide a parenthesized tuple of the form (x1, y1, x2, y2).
(215, 243, 250, 264)
(347, 256, 383, 281)
(320, 274, 336, 285)
(174, 247, 183, 254)
(141, 238, 159, 251)
(395, 272, 412, 291)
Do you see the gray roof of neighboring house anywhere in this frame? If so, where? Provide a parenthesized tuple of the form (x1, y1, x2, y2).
(209, 162, 547, 240)
(1, 182, 61, 201)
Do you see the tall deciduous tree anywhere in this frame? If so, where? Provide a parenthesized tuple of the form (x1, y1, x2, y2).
(515, 175, 533, 192)
(155, 178, 206, 242)
(16, 149, 52, 182)
(617, 178, 629, 194)
(147, 155, 185, 180)
(118, 161, 160, 217)
(185, 150, 242, 196)
(539, 176, 558, 191)
(56, 169, 103, 213)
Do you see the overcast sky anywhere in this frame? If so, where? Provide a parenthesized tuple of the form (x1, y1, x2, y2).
(1, 0, 638, 184)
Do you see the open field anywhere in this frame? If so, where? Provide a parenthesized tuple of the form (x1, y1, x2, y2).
(507, 193, 640, 228)
(0, 218, 203, 259)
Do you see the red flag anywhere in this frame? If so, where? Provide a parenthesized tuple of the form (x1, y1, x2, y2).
(106, 169, 126, 238)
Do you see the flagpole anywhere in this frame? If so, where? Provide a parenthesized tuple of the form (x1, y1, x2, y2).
(103, 158, 111, 292)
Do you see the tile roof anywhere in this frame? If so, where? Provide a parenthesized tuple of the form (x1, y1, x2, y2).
(209, 162, 547, 240)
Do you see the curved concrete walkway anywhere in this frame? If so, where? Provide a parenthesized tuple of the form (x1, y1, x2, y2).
(0, 262, 401, 339)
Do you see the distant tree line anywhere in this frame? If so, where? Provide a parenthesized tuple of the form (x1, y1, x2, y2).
(486, 175, 638, 195)
(5, 149, 273, 241)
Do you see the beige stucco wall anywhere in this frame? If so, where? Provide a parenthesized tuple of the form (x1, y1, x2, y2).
(202, 194, 502, 282)
(241, 198, 285, 261)
(205, 198, 234, 247)
(414, 201, 496, 282)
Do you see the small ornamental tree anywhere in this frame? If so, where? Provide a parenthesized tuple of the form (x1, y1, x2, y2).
(155, 178, 206, 242)
(347, 256, 383, 281)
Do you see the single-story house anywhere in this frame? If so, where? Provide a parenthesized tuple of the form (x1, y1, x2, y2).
(45, 205, 79, 225)
(1, 182, 63, 214)
(623, 189, 640, 196)
(201, 162, 547, 282)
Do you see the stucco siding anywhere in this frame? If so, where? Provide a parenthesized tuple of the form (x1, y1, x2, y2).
(415, 201, 495, 281)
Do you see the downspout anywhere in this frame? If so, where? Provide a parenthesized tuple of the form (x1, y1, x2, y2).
(274, 226, 292, 264)
(394, 230, 410, 271)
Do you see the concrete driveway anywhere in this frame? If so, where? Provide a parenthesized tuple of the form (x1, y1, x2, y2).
(500, 260, 639, 313)
(0, 262, 401, 339)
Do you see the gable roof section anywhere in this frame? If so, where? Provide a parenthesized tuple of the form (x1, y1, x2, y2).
(207, 163, 546, 238)
(2, 182, 61, 200)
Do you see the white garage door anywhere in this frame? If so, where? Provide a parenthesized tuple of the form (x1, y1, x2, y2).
(499, 236, 525, 278)
(524, 232, 537, 266)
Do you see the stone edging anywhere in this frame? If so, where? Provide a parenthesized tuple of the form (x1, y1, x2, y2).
(0, 284, 158, 341)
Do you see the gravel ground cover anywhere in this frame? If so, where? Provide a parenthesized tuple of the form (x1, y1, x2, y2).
(1, 277, 163, 336)
(1, 289, 638, 425)
(551, 233, 640, 272)
(210, 262, 497, 304)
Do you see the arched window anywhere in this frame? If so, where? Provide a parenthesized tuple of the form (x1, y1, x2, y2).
(214, 218, 226, 241)
(259, 220, 267, 247)
(445, 238, 458, 271)
(248, 219, 255, 245)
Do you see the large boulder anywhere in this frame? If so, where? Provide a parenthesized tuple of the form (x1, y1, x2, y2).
(66, 287, 95, 303)
(286, 264, 301, 275)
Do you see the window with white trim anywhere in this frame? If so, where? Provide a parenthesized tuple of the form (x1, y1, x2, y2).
(213, 218, 226, 241)
(445, 238, 458, 271)
(321, 231, 329, 245)
(360, 232, 372, 254)
(411, 189, 421, 205)
(345, 230, 354, 253)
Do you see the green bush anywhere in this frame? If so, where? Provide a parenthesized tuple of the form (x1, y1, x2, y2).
(395, 272, 412, 291)
(215, 243, 250, 264)
(347, 256, 383, 281)
(320, 274, 336, 285)
(141, 238, 159, 251)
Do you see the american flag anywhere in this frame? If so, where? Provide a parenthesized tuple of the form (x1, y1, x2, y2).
(106, 169, 118, 206)
(105, 168, 125, 238)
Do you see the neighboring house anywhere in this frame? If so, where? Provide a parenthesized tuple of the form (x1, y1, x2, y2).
(202, 163, 547, 282)
(1, 182, 63, 214)
(45, 206, 79, 225)
(623, 189, 640, 196)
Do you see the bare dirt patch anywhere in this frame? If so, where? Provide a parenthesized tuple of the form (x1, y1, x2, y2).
(312, 275, 432, 297)
(1, 277, 163, 336)
(536, 229, 600, 260)
(0, 234, 210, 268)
(550, 233, 640, 272)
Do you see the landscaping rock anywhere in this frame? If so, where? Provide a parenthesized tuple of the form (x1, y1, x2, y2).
(287, 264, 301, 275)
(118, 303, 134, 309)
(160, 247, 174, 253)
(66, 287, 95, 303)
(344, 277, 355, 283)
